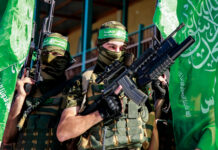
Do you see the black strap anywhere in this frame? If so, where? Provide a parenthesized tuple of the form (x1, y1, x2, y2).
(17, 74, 81, 130)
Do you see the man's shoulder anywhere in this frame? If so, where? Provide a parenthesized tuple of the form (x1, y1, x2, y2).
(63, 66, 96, 105)
(81, 66, 95, 79)
(81, 66, 96, 92)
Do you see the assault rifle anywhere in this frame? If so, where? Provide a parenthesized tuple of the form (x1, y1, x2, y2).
(34, 0, 56, 82)
(23, 22, 37, 92)
(80, 23, 195, 115)
(17, 0, 56, 130)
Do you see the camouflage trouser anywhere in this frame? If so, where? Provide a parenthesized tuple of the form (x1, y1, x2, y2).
(0, 143, 16, 150)
(16, 128, 62, 150)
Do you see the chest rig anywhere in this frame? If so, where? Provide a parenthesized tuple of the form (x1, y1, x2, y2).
(16, 94, 65, 150)
(78, 70, 149, 150)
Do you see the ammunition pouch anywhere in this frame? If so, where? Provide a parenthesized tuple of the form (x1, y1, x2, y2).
(16, 96, 64, 150)
(78, 89, 150, 150)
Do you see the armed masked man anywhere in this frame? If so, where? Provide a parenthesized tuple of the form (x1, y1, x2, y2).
(57, 21, 158, 150)
(2, 33, 73, 150)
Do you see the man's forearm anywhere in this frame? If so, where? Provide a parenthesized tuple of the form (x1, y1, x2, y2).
(3, 94, 26, 144)
(57, 108, 103, 142)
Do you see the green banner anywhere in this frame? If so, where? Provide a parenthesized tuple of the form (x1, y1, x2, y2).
(216, 64, 218, 149)
(0, 0, 35, 141)
(153, 0, 217, 149)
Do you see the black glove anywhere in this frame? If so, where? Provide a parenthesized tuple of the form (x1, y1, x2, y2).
(98, 95, 122, 120)
(123, 52, 134, 67)
(152, 80, 167, 99)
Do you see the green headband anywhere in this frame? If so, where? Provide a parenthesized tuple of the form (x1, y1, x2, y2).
(98, 28, 128, 42)
(43, 36, 69, 51)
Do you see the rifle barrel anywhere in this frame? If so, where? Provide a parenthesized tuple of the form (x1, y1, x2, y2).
(170, 36, 195, 60)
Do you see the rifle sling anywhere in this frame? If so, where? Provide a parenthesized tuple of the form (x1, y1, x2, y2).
(22, 75, 81, 118)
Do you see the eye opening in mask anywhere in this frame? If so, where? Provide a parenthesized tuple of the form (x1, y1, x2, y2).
(50, 51, 63, 56)
(42, 49, 65, 57)
(101, 40, 126, 53)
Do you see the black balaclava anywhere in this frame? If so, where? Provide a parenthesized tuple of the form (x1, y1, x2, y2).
(39, 33, 72, 94)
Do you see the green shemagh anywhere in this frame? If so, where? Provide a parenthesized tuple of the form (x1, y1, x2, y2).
(97, 46, 123, 69)
(40, 50, 71, 79)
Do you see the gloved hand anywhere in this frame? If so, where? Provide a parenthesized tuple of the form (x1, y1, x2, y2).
(123, 52, 134, 67)
(152, 79, 167, 99)
(98, 95, 122, 120)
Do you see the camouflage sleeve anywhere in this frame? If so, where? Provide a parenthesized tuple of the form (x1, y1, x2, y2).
(64, 78, 84, 108)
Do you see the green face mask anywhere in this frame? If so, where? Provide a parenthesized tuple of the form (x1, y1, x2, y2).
(98, 46, 123, 66)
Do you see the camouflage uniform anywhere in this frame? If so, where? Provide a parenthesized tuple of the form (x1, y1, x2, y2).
(12, 33, 72, 150)
(66, 21, 156, 150)
(79, 72, 155, 150)
(16, 93, 66, 150)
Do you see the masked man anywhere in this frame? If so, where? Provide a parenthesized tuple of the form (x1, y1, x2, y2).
(57, 21, 160, 150)
(2, 33, 73, 150)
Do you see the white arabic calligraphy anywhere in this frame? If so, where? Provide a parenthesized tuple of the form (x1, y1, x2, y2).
(11, 1, 33, 62)
(11, 65, 15, 74)
(181, 0, 218, 71)
(158, 0, 179, 35)
(179, 72, 192, 117)
(200, 96, 214, 114)
(0, 84, 10, 110)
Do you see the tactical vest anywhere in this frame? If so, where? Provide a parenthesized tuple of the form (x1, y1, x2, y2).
(78, 72, 152, 150)
(16, 94, 65, 150)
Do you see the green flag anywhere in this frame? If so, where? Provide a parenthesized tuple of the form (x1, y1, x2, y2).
(153, 0, 217, 149)
(216, 64, 218, 149)
(0, 0, 35, 141)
